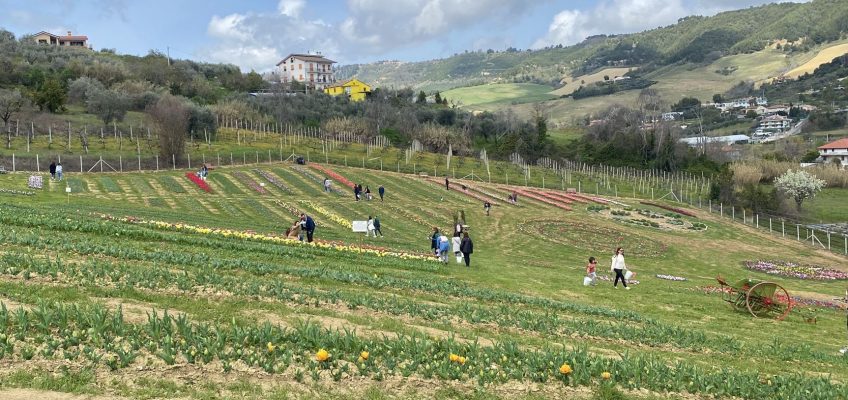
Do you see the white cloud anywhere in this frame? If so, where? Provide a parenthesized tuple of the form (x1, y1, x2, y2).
(533, 0, 686, 48)
(277, 0, 305, 17)
(532, 0, 801, 49)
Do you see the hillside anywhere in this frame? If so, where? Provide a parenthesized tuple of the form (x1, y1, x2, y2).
(338, 0, 848, 91)
(0, 154, 846, 398)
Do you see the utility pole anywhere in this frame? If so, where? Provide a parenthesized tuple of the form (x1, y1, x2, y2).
(167, 46, 171, 66)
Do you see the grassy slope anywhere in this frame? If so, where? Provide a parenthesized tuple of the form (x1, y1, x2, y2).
(0, 158, 846, 398)
(442, 83, 557, 108)
(549, 68, 634, 97)
(785, 41, 848, 78)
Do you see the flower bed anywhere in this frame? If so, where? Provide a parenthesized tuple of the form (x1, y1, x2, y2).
(232, 171, 268, 194)
(254, 169, 292, 193)
(639, 201, 697, 218)
(309, 164, 355, 189)
(273, 200, 301, 217)
(655, 274, 687, 281)
(27, 175, 43, 189)
(185, 173, 212, 193)
(0, 188, 36, 196)
(513, 189, 572, 211)
(299, 200, 352, 229)
(744, 260, 848, 280)
(519, 220, 667, 257)
(104, 215, 431, 261)
(428, 178, 497, 204)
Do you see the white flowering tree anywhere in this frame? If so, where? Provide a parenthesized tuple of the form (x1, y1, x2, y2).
(774, 170, 826, 211)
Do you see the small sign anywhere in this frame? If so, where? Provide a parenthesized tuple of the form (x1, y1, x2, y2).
(352, 220, 368, 233)
(65, 187, 72, 193)
(259, 182, 266, 187)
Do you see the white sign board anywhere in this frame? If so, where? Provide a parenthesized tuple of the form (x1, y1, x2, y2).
(352, 220, 368, 233)
(65, 187, 72, 193)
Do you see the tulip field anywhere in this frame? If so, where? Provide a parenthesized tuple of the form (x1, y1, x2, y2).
(0, 162, 846, 399)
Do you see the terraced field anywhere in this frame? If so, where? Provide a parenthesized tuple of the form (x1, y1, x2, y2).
(0, 163, 846, 399)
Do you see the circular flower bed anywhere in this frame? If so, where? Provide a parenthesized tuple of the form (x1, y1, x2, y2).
(744, 260, 848, 281)
(520, 220, 667, 257)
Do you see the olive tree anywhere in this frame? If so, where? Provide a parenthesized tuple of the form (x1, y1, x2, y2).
(774, 169, 826, 211)
(0, 88, 27, 126)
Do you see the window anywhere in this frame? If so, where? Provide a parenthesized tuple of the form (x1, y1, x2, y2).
(298, 64, 302, 70)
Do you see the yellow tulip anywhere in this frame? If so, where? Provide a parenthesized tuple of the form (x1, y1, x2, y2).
(559, 363, 573, 375)
(316, 349, 330, 362)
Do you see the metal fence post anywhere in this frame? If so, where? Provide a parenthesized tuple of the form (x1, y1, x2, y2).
(796, 224, 800, 241)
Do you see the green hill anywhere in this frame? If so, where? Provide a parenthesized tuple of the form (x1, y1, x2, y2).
(338, 0, 848, 91)
(0, 147, 846, 398)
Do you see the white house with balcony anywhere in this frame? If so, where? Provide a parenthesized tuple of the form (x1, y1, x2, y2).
(276, 53, 336, 90)
(757, 115, 792, 132)
(818, 138, 848, 168)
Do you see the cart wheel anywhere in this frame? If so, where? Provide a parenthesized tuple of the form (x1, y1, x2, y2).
(746, 282, 792, 320)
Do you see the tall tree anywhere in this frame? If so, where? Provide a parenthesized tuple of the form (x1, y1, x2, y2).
(416, 90, 426, 104)
(34, 78, 66, 113)
(149, 94, 190, 166)
(434, 91, 442, 105)
(0, 88, 27, 126)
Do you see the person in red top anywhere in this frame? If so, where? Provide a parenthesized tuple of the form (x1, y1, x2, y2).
(586, 256, 598, 286)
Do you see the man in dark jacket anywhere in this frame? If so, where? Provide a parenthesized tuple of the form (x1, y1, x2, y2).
(445, 177, 450, 190)
(301, 214, 316, 242)
(49, 161, 57, 180)
(460, 232, 473, 267)
(373, 216, 383, 237)
(378, 185, 385, 201)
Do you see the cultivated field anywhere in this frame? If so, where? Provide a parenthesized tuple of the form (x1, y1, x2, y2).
(0, 158, 846, 399)
(442, 83, 557, 109)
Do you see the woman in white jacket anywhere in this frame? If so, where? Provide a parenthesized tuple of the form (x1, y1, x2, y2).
(366, 216, 376, 238)
(611, 247, 629, 290)
(452, 234, 462, 263)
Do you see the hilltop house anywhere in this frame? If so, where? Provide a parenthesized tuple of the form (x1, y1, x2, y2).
(32, 31, 89, 48)
(276, 53, 336, 90)
(757, 115, 792, 132)
(324, 78, 371, 101)
(818, 138, 848, 168)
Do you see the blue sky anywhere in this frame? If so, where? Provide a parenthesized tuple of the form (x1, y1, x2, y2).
(0, 0, 793, 72)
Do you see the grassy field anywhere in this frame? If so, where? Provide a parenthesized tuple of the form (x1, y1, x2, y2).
(549, 68, 634, 97)
(0, 154, 846, 399)
(785, 42, 848, 78)
(442, 83, 557, 108)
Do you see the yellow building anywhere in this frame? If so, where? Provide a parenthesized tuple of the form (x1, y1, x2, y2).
(324, 79, 372, 101)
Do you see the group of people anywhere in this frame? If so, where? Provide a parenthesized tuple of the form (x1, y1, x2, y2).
(430, 225, 474, 267)
(195, 164, 209, 180)
(585, 247, 632, 289)
(285, 213, 316, 243)
(353, 183, 385, 202)
(366, 215, 383, 237)
(48, 161, 63, 181)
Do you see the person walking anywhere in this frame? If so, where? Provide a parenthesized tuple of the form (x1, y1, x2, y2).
(445, 177, 450, 190)
(56, 163, 63, 181)
(586, 256, 598, 286)
(373, 216, 383, 237)
(366, 216, 376, 238)
(438, 234, 450, 264)
(49, 161, 57, 180)
(378, 185, 385, 201)
(365, 186, 372, 201)
(483, 201, 491, 216)
(452, 233, 462, 264)
(354, 184, 361, 201)
(323, 177, 331, 192)
(301, 213, 316, 243)
(460, 232, 473, 267)
(430, 227, 440, 256)
(611, 247, 629, 290)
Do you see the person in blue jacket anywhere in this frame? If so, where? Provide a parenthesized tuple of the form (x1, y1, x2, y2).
(438, 233, 451, 264)
(301, 213, 316, 243)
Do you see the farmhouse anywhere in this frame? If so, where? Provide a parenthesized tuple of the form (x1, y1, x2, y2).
(818, 138, 848, 168)
(324, 78, 372, 102)
(276, 53, 336, 90)
(32, 31, 89, 48)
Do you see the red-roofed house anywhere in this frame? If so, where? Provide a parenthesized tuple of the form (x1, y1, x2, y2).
(33, 31, 89, 48)
(818, 138, 848, 168)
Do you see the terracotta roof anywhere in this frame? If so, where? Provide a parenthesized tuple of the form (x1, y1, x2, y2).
(276, 53, 336, 66)
(818, 137, 848, 150)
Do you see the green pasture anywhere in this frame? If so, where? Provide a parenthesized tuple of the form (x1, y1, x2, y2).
(443, 83, 557, 109)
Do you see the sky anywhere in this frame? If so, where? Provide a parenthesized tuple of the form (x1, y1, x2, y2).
(0, 0, 802, 72)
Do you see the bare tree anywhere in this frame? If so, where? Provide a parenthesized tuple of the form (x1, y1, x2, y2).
(149, 94, 189, 166)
